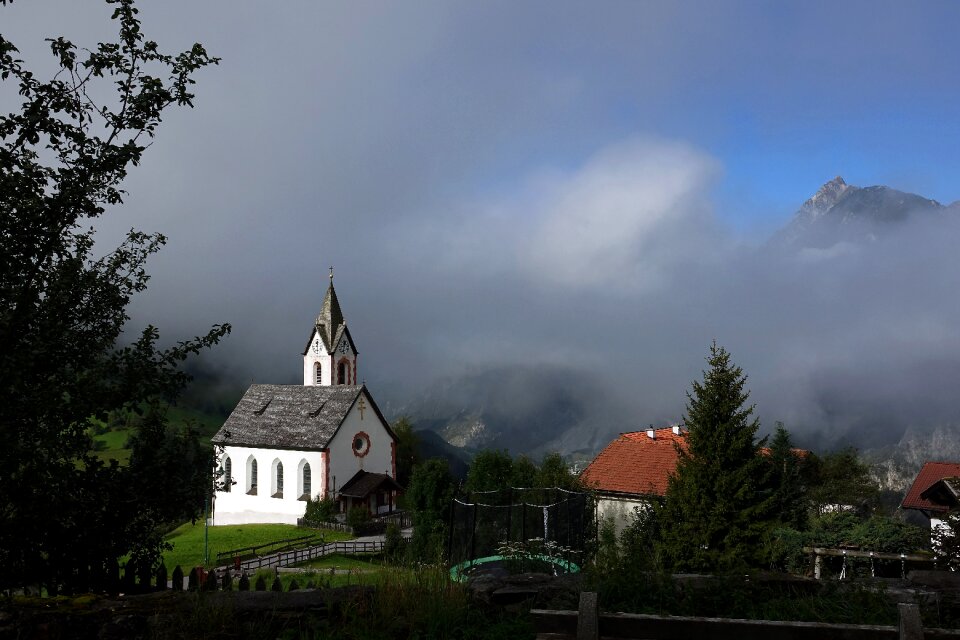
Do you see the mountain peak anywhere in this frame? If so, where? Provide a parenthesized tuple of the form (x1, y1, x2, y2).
(797, 175, 854, 223)
(826, 175, 846, 187)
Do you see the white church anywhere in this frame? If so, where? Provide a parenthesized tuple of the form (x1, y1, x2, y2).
(211, 272, 401, 525)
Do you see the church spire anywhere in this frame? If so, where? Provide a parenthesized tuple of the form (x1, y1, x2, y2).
(315, 269, 344, 350)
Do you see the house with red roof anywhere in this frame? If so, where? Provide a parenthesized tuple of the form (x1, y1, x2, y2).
(901, 461, 960, 542)
(580, 425, 809, 535)
(579, 426, 686, 535)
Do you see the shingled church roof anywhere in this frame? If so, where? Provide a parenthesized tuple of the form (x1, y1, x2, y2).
(211, 384, 390, 450)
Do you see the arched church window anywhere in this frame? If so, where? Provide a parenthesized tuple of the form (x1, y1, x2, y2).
(223, 456, 232, 493)
(272, 459, 284, 499)
(337, 361, 347, 385)
(302, 463, 311, 499)
(247, 457, 258, 495)
(315, 362, 322, 385)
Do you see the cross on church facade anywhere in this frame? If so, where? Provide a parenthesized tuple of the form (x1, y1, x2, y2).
(357, 396, 367, 420)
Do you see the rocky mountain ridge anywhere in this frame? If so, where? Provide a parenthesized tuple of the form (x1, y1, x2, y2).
(776, 175, 957, 247)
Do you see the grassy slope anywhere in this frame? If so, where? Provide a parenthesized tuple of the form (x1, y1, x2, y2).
(89, 402, 228, 466)
(162, 521, 353, 571)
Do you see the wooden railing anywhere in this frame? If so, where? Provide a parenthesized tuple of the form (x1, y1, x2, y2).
(533, 593, 959, 640)
(223, 539, 384, 573)
(214, 533, 324, 566)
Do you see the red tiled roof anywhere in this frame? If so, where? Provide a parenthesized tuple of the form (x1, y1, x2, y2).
(579, 428, 687, 497)
(902, 461, 960, 513)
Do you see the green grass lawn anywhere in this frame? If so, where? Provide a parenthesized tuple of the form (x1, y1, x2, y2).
(162, 522, 353, 571)
(253, 562, 418, 590)
(295, 553, 385, 571)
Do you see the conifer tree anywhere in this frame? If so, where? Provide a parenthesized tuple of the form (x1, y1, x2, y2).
(767, 422, 807, 531)
(655, 343, 773, 572)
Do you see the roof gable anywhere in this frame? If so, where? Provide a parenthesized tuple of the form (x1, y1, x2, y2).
(327, 386, 397, 445)
(902, 461, 960, 513)
(339, 470, 402, 498)
(580, 428, 688, 497)
(212, 384, 363, 450)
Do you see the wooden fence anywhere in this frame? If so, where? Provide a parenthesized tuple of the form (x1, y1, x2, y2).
(215, 533, 324, 566)
(533, 592, 960, 640)
(225, 539, 385, 573)
(297, 510, 412, 536)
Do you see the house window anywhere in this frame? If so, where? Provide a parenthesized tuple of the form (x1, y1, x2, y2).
(247, 457, 258, 495)
(302, 463, 311, 500)
(315, 362, 322, 385)
(272, 459, 283, 499)
(223, 456, 232, 493)
(337, 361, 347, 385)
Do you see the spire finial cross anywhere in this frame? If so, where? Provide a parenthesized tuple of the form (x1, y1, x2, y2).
(329, 266, 334, 282)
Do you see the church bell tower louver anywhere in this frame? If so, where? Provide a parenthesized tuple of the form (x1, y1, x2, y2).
(302, 268, 358, 386)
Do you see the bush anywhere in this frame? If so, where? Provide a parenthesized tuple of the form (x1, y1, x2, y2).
(347, 506, 372, 530)
(762, 527, 806, 573)
(384, 522, 403, 560)
(304, 496, 337, 523)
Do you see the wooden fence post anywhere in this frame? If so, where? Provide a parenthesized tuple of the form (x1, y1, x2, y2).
(577, 592, 599, 640)
(898, 603, 923, 640)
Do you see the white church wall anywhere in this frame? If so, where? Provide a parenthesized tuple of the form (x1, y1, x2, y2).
(327, 391, 395, 497)
(214, 445, 324, 525)
(303, 331, 333, 386)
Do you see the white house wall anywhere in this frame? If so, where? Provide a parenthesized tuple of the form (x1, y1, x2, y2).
(214, 445, 325, 525)
(596, 495, 650, 538)
(327, 390, 395, 497)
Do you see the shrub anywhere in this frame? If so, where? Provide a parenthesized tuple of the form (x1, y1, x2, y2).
(762, 527, 806, 573)
(384, 522, 403, 560)
(304, 496, 337, 523)
(347, 506, 373, 530)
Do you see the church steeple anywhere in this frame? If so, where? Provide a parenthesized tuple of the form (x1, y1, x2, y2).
(315, 267, 344, 351)
(302, 268, 358, 386)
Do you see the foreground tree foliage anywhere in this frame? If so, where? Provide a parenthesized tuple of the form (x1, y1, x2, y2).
(0, 0, 225, 593)
(404, 458, 456, 562)
(655, 343, 773, 572)
(805, 447, 879, 515)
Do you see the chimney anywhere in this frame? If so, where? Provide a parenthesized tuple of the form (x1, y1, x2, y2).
(672, 425, 682, 435)
(646, 429, 656, 440)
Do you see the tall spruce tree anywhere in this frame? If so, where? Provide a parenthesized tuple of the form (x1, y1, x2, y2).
(767, 422, 807, 531)
(656, 343, 773, 572)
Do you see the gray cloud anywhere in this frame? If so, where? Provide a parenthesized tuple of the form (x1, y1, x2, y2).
(4, 1, 960, 452)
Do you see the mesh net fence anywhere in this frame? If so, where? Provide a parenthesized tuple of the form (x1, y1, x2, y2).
(448, 487, 591, 570)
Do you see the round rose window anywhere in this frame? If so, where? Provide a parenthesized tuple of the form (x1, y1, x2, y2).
(352, 431, 371, 458)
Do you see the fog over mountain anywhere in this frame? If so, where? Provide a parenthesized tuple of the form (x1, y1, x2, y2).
(382, 171, 960, 461)
(188, 166, 960, 464)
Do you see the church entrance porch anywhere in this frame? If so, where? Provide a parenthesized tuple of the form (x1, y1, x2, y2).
(337, 470, 403, 515)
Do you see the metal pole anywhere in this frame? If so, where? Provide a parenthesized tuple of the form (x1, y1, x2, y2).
(204, 501, 209, 565)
